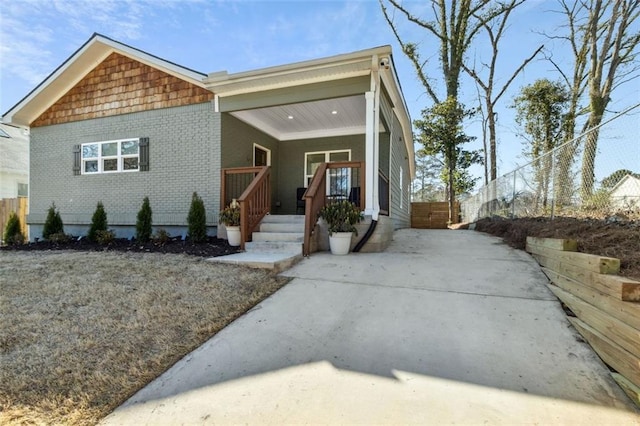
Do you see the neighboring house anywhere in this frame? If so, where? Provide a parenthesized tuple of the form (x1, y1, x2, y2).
(2, 33, 414, 253)
(610, 174, 640, 210)
(0, 123, 29, 199)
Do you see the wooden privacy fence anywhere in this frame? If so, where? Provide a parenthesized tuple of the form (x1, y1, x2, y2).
(411, 202, 460, 229)
(0, 197, 28, 242)
(526, 237, 640, 407)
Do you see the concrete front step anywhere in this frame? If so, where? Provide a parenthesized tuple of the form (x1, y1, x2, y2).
(259, 222, 305, 233)
(261, 214, 305, 223)
(245, 241, 302, 253)
(206, 252, 302, 272)
(252, 232, 303, 242)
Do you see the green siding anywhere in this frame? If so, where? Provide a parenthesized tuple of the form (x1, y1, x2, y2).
(276, 135, 365, 214)
(220, 113, 279, 210)
(389, 112, 411, 228)
(219, 76, 369, 112)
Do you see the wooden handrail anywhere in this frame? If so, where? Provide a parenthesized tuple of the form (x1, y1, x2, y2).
(221, 166, 265, 210)
(303, 161, 364, 256)
(237, 166, 271, 250)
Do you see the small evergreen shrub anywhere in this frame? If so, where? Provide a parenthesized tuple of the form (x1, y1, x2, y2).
(187, 192, 207, 243)
(48, 232, 70, 244)
(136, 197, 153, 243)
(95, 229, 115, 245)
(43, 203, 64, 240)
(4, 212, 24, 246)
(153, 228, 170, 245)
(88, 201, 108, 242)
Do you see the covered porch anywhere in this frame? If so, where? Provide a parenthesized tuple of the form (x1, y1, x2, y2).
(208, 46, 413, 254)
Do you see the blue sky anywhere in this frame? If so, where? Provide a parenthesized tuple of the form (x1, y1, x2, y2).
(1, 0, 638, 180)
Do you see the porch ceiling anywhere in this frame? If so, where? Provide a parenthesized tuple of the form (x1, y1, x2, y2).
(231, 95, 387, 141)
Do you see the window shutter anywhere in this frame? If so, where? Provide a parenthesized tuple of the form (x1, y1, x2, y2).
(73, 145, 81, 175)
(139, 137, 149, 171)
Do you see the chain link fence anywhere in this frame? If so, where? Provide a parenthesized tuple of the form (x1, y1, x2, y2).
(462, 104, 640, 222)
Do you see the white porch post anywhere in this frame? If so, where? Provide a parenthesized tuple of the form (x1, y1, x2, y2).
(364, 91, 376, 216)
(364, 65, 381, 219)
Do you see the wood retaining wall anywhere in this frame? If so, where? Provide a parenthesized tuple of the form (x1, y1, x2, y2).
(526, 237, 640, 407)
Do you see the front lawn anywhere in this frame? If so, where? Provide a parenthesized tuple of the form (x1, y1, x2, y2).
(0, 251, 289, 425)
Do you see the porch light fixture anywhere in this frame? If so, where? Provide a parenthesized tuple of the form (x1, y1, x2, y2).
(287, 115, 294, 119)
(331, 110, 338, 115)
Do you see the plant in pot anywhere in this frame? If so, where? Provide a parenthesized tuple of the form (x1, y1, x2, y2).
(219, 200, 241, 246)
(319, 200, 363, 255)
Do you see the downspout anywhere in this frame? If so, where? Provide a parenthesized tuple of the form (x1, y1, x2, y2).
(354, 57, 382, 252)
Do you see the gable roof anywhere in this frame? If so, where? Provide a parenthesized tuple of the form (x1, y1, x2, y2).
(3, 33, 209, 126)
(610, 174, 640, 195)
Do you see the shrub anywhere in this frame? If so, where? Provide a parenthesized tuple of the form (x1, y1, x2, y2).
(218, 204, 240, 227)
(43, 203, 64, 240)
(153, 228, 171, 245)
(136, 197, 153, 243)
(88, 202, 108, 242)
(4, 212, 24, 246)
(319, 200, 363, 235)
(95, 229, 115, 245)
(48, 232, 70, 244)
(187, 192, 207, 243)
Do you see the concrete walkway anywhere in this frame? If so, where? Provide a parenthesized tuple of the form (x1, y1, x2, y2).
(101, 229, 639, 425)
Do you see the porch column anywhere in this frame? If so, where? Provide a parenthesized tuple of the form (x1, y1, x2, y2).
(364, 91, 376, 216)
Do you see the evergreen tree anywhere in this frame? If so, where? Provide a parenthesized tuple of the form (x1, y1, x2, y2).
(43, 202, 64, 240)
(4, 212, 23, 245)
(136, 197, 153, 243)
(88, 201, 108, 242)
(187, 192, 207, 243)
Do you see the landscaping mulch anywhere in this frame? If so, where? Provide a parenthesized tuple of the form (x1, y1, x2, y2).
(474, 216, 640, 280)
(0, 235, 241, 257)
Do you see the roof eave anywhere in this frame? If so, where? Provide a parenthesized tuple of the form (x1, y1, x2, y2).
(205, 45, 392, 97)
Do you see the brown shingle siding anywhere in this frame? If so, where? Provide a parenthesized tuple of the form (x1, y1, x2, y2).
(31, 53, 213, 127)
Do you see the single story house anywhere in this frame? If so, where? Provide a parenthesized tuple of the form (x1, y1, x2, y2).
(2, 33, 414, 254)
(610, 174, 640, 210)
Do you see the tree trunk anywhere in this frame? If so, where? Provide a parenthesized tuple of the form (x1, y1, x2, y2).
(580, 119, 602, 200)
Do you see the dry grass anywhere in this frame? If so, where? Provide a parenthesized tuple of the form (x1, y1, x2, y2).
(0, 251, 289, 425)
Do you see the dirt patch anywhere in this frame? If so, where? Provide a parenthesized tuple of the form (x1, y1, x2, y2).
(0, 251, 289, 425)
(0, 235, 241, 257)
(474, 216, 640, 280)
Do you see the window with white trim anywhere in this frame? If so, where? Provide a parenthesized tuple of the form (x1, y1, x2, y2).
(81, 138, 140, 174)
(304, 150, 351, 196)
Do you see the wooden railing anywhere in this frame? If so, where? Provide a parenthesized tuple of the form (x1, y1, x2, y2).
(303, 161, 365, 256)
(221, 166, 270, 249)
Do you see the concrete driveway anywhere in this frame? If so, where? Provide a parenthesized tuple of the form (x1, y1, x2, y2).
(101, 229, 639, 425)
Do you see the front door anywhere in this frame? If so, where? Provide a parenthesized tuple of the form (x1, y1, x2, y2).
(254, 143, 270, 167)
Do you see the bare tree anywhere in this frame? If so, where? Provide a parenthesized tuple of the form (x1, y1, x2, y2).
(380, 0, 514, 221)
(462, 0, 543, 182)
(544, 0, 591, 208)
(579, 0, 640, 199)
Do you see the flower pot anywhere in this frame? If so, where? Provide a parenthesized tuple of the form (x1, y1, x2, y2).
(329, 232, 353, 255)
(225, 226, 241, 246)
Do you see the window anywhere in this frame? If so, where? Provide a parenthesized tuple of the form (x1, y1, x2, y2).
(304, 150, 351, 196)
(17, 183, 28, 197)
(81, 138, 140, 174)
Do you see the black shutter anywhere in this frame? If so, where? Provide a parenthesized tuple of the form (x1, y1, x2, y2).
(73, 145, 81, 175)
(139, 137, 149, 171)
